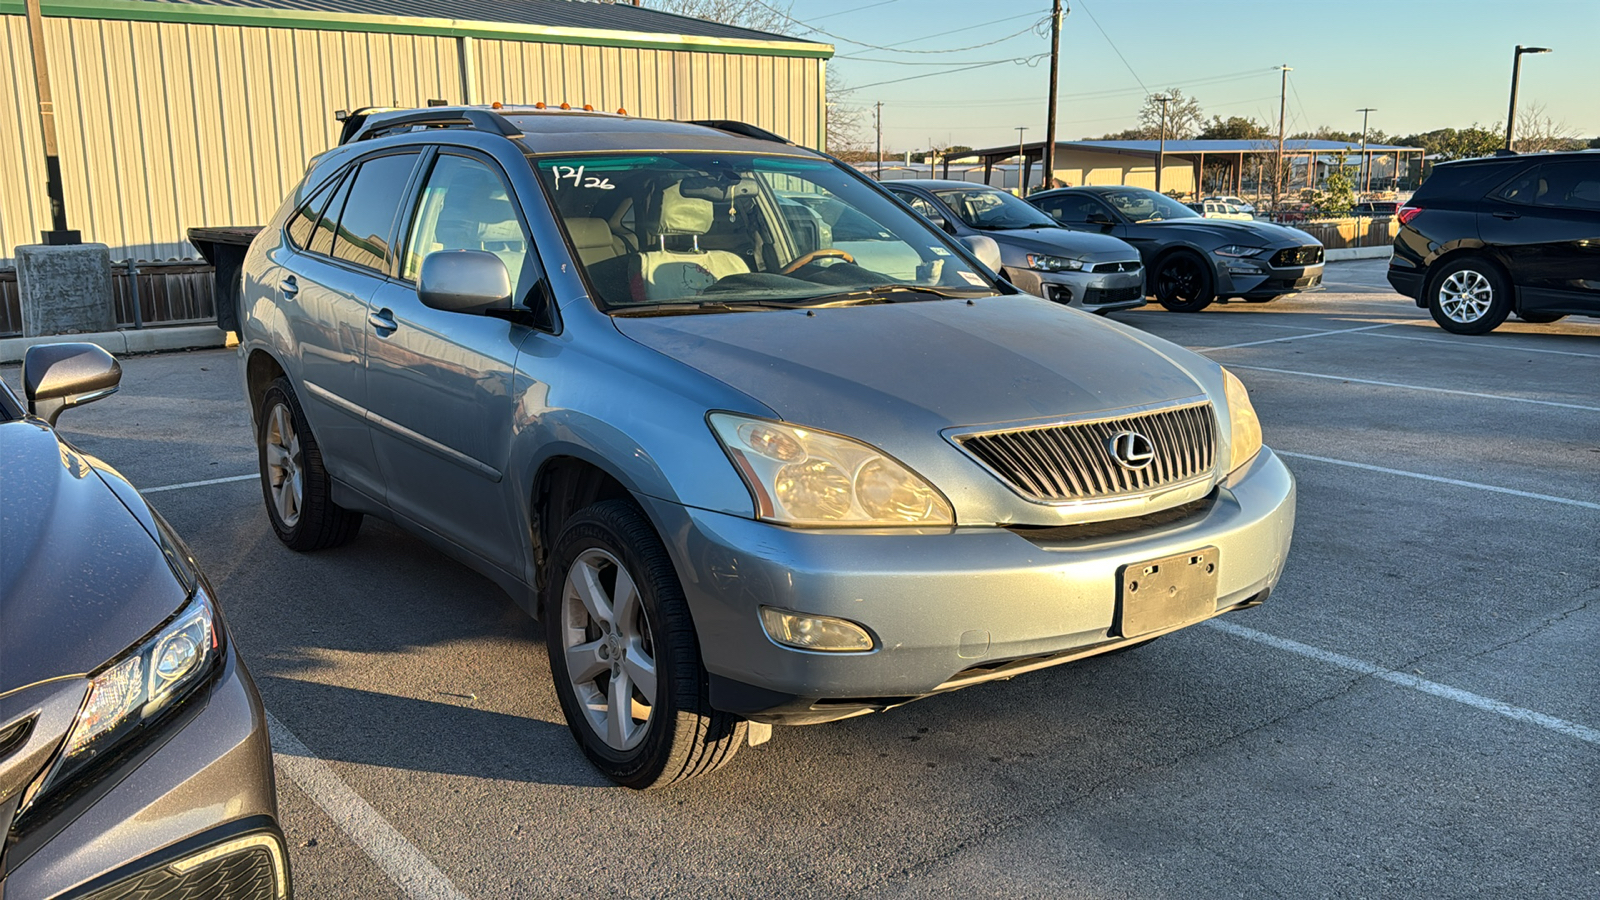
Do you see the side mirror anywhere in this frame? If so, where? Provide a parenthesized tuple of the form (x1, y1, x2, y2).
(23, 342, 121, 427)
(958, 235, 1004, 272)
(1086, 211, 1115, 228)
(418, 250, 512, 312)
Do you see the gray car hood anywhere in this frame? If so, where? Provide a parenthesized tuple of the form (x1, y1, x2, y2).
(614, 295, 1205, 440)
(0, 420, 190, 691)
(982, 227, 1139, 260)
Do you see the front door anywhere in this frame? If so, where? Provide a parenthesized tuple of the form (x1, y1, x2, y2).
(364, 151, 549, 571)
(1479, 159, 1600, 315)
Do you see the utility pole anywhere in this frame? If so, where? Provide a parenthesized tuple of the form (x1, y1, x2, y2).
(1151, 95, 1171, 194)
(874, 101, 883, 179)
(1275, 64, 1291, 214)
(24, 0, 79, 244)
(1356, 107, 1376, 195)
(1043, 0, 1063, 187)
(1015, 126, 1028, 194)
(1505, 45, 1552, 151)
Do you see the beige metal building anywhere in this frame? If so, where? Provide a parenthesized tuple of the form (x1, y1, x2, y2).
(0, 0, 831, 265)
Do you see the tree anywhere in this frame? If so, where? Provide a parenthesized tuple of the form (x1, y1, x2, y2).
(1198, 115, 1269, 140)
(1137, 88, 1204, 140)
(825, 69, 867, 157)
(1395, 125, 1503, 161)
(640, 0, 791, 33)
(1321, 153, 1358, 216)
(1513, 102, 1584, 153)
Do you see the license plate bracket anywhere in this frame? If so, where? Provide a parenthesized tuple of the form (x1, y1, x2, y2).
(1116, 547, 1220, 638)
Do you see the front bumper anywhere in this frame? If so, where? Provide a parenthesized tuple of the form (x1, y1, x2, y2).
(3, 644, 288, 899)
(1013, 268, 1146, 312)
(645, 447, 1296, 725)
(1217, 260, 1325, 299)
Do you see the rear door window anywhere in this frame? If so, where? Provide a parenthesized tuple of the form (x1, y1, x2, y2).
(1494, 166, 1544, 206)
(1529, 160, 1600, 211)
(331, 153, 420, 272)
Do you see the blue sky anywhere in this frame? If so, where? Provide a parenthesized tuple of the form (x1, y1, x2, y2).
(779, 0, 1600, 151)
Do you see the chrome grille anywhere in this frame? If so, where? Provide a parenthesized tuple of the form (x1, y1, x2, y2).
(956, 402, 1216, 503)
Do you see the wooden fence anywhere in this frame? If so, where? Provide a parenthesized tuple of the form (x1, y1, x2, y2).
(0, 260, 216, 337)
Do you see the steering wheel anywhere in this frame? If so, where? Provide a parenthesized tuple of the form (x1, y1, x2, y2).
(780, 248, 855, 274)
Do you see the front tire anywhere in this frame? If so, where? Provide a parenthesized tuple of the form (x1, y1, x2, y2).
(257, 378, 362, 550)
(1154, 252, 1216, 312)
(546, 500, 746, 788)
(1428, 258, 1511, 334)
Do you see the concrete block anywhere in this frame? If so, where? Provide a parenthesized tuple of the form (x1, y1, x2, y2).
(15, 243, 115, 337)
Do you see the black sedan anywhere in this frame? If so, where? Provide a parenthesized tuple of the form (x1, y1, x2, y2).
(0, 345, 288, 899)
(1027, 186, 1325, 312)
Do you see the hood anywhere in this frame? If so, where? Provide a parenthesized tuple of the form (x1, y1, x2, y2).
(983, 227, 1140, 261)
(613, 294, 1206, 455)
(1143, 218, 1318, 246)
(0, 420, 191, 692)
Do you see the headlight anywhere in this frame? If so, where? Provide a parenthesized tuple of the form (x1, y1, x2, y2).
(1213, 244, 1265, 258)
(1222, 368, 1263, 474)
(1025, 253, 1084, 272)
(22, 589, 219, 812)
(709, 413, 954, 527)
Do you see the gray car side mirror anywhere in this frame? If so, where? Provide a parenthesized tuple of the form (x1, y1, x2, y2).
(418, 250, 512, 312)
(23, 342, 122, 427)
(958, 235, 1004, 272)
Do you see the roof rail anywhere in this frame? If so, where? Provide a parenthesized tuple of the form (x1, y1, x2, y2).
(342, 108, 523, 145)
(687, 120, 792, 145)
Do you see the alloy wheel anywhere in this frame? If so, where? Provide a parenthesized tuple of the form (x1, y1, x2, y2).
(561, 548, 658, 751)
(1159, 257, 1204, 301)
(1438, 269, 1494, 323)
(264, 402, 303, 528)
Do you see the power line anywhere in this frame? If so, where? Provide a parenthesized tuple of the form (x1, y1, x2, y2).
(882, 68, 1274, 108)
(844, 55, 1049, 92)
(754, 0, 1044, 54)
(1076, 0, 1149, 97)
(808, 0, 902, 21)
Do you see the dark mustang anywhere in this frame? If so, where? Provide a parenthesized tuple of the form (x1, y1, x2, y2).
(1027, 185, 1326, 312)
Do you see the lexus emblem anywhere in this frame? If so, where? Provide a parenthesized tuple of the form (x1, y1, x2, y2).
(1108, 430, 1155, 469)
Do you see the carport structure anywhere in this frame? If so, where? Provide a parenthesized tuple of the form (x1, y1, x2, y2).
(964, 139, 1426, 197)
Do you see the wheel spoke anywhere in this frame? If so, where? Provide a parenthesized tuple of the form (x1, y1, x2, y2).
(571, 559, 614, 628)
(565, 639, 609, 686)
(266, 443, 289, 469)
(622, 650, 657, 701)
(607, 670, 633, 747)
(612, 567, 641, 638)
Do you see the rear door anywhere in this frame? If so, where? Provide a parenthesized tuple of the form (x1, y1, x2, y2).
(1480, 159, 1600, 315)
(364, 149, 550, 571)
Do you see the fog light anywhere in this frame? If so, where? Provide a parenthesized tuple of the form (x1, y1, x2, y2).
(760, 607, 875, 652)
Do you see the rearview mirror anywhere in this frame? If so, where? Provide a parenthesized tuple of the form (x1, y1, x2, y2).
(418, 250, 512, 312)
(1086, 211, 1114, 227)
(958, 235, 1004, 272)
(23, 342, 121, 427)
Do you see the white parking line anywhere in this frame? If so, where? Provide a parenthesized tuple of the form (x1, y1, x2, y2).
(1228, 365, 1600, 412)
(1205, 619, 1600, 746)
(266, 711, 470, 900)
(143, 473, 258, 493)
(1196, 323, 1394, 351)
(1277, 451, 1600, 511)
(1359, 330, 1600, 360)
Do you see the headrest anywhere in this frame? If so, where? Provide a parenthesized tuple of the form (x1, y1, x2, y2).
(656, 182, 714, 236)
(566, 217, 614, 248)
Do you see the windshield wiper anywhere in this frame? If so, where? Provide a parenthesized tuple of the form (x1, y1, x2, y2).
(789, 284, 990, 307)
(611, 301, 779, 317)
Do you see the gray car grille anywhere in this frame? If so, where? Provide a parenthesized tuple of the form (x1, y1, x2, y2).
(956, 402, 1216, 502)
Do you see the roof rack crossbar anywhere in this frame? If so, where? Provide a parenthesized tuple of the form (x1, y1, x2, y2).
(687, 120, 792, 145)
(347, 109, 522, 144)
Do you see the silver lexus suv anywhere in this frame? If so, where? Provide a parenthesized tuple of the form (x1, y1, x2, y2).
(237, 106, 1296, 788)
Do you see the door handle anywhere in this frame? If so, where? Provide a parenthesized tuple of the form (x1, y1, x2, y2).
(368, 309, 397, 333)
(278, 275, 298, 296)
(1491, 210, 1521, 220)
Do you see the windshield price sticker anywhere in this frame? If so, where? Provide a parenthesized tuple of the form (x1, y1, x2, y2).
(958, 271, 985, 286)
(929, 246, 951, 256)
(550, 165, 615, 190)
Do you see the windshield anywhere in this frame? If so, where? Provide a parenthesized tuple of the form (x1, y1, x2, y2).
(931, 187, 1059, 230)
(531, 153, 996, 312)
(1101, 188, 1201, 223)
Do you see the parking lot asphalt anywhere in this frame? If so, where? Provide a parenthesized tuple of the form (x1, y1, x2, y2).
(10, 258, 1598, 898)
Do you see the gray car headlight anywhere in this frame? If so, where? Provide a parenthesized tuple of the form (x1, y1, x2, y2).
(23, 588, 220, 811)
(1025, 253, 1085, 272)
(710, 413, 954, 527)
(1213, 244, 1265, 258)
(1222, 368, 1264, 474)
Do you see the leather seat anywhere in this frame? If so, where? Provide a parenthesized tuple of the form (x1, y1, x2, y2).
(567, 217, 628, 267)
(632, 183, 749, 301)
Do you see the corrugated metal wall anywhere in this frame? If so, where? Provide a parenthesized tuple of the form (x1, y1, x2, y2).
(1, 14, 823, 266)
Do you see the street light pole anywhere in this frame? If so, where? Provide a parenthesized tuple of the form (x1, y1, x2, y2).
(874, 101, 883, 178)
(1152, 95, 1171, 194)
(1042, 0, 1063, 187)
(1505, 45, 1552, 151)
(1275, 64, 1291, 214)
(1016, 126, 1028, 195)
(1356, 107, 1376, 195)
(24, 0, 79, 244)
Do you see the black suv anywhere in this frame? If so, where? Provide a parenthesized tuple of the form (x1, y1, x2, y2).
(1388, 151, 1600, 334)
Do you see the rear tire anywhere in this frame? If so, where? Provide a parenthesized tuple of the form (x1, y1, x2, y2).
(545, 500, 746, 789)
(1154, 252, 1216, 312)
(1427, 258, 1511, 335)
(1517, 312, 1566, 324)
(257, 378, 362, 550)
